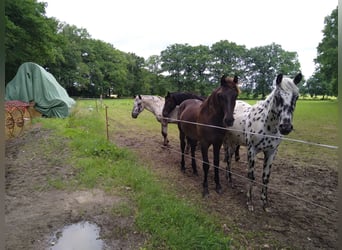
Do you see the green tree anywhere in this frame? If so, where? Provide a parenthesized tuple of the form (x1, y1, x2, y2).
(160, 43, 211, 94)
(313, 6, 338, 96)
(145, 55, 172, 95)
(160, 43, 189, 91)
(210, 40, 247, 83)
(46, 23, 91, 94)
(5, 0, 60, 83)
(246, 43, 301, 98)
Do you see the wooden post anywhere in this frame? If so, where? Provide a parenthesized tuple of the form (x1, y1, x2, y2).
(105, 105, 109, 141)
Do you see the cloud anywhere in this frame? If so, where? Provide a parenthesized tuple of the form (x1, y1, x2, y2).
(43, 0, 337, 78)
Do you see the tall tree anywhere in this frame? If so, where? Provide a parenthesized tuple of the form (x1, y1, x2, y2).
(313, 6, 338, 96)
(210, 40, 247, 83)
(5, 0, 60, 83)
(160, 44, 189, 91)
(246, 43, 301, 98)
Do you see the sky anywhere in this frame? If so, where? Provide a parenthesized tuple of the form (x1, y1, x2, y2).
(41, 0, 337, 79)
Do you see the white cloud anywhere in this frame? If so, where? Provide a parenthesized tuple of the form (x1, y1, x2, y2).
(43, 0, 337, 78)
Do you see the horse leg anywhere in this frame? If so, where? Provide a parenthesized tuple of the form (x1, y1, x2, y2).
(189, 139, 198, 175)
(246, 146, 256, 211)
(261, 150, 277, 212)
(200, 143, 210, 197)
(213, 143, 222, 194)
(225, 145, 235, 187)
(161, 122, 169, 146)
(179, 130, 186, 172)
(185, 141, 190, 154)
(235, 145, 240, 162)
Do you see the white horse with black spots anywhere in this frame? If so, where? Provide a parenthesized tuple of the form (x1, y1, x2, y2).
(224, 73, 302, 211)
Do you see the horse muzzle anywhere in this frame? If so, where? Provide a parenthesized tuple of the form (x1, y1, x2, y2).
(131, 112, 138, 118)
(224, 118, 235, 127)
(279, 123, 293, 135)
(162, 110, 170, 118)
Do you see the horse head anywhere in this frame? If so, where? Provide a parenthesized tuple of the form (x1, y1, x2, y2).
(162, 92, 176, 118)
(131, 95, 144, 118)
(274, 73, 302, 135)
(217, 75, 240, 127)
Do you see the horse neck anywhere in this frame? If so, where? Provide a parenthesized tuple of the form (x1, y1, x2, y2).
(142, 96, 163, 117)
(257, 91, 280, 127)
(202, 90, 223, 117)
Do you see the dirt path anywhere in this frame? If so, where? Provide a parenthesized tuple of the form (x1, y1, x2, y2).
(112, 121, 338, 249)
(5, 121, 338, 249)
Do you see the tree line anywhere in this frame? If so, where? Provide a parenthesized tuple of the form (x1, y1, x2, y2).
(5, 1, 338, 98)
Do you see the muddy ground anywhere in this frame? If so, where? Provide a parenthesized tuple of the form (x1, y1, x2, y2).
(5, 121, 338, 249)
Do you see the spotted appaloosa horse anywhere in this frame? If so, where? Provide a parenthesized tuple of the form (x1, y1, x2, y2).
(224, 73, 302, 211)
(178, 75, 240, 196)
(131, 95, 178, 146)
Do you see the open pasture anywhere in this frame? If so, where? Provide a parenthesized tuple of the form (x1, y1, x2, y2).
(103, 97, 338, 249)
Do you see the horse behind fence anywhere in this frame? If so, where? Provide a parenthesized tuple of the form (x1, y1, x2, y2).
(224, 73, 302, 211)
(131, 95, 178, 146)
(178, 75, 240, 196)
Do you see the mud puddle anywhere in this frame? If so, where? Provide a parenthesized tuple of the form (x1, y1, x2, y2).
(49, 221, 104, 250)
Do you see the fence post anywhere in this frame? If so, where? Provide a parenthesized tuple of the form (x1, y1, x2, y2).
(105, 105, 109, 141)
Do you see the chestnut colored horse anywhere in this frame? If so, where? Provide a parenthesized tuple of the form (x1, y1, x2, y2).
(178, 75, 240, 196)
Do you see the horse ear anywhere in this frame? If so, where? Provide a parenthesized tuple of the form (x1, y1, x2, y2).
(166, 91, 170, 98)
(276, 74, 283, 85)
(233, 75, 238, 83)
(138, 95, 142, 99)
(221, 74, 227, 85)
(293, 73, 302, 85)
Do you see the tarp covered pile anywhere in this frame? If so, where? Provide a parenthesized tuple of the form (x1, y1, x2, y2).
(5, 62, 75, 118)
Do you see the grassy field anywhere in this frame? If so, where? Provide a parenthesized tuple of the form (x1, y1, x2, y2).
(35, 98, 338, 248)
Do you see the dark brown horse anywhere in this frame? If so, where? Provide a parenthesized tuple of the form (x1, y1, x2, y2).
(178, 75, 240, 196)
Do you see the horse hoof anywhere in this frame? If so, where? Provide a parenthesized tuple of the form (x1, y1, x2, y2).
(263, 206, 272, 213)
(216, 186, 223, 194)
(235, 156, 240, 162)
(247, 204, 254, 212)
(202, 189, 209, 198)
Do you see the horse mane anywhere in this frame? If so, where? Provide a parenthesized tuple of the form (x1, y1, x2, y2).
(255, 75, 299, 112)
(275, 76, 299, 94)
(220, 75, 241, 94)
(169, 92, 205, 104)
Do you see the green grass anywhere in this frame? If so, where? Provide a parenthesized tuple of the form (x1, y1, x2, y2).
(35, 101, 232, 249)
(33, 98, 337, 249)
(278, 100, 338, 167)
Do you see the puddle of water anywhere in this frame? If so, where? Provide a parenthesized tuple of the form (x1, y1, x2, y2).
(49, 221, 104, 250)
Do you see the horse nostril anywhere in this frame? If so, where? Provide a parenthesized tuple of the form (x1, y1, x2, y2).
(279, 124, 292, 135)
(225, 118, 234, 127)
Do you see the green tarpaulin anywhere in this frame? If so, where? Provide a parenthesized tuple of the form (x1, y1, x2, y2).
(5, 62, 75, 118)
